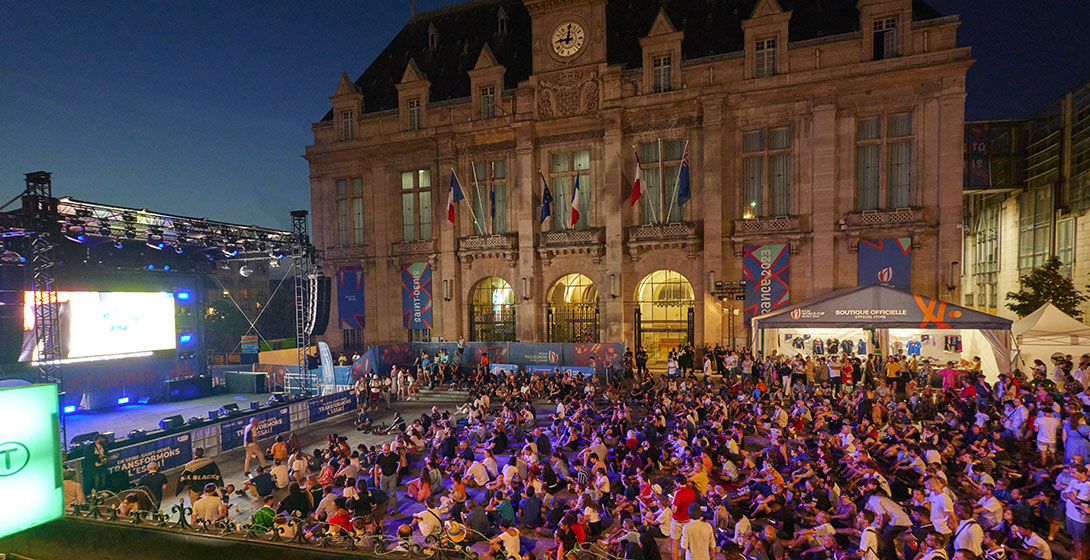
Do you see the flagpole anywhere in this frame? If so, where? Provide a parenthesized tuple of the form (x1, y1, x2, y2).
(470, 162, 486, 236)
(489, 161, 495, 236)
(634, 144, 658, 224)
(452, 169, 480, 231)
(665, 139, 689, 225)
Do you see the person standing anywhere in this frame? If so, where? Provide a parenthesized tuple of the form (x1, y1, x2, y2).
(671, 475, 697, 560)
(1063, 464, 1090, 560)
(243, 417, 266, 474)
(680, 503, 716, 560)
(176, 448, 225, 506)
(139, 462, 169, 507)
(82, 434, 110, 494)
(375, 443, 401, 516)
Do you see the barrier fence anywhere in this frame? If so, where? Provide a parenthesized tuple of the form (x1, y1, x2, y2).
(66, 389, 359, 486)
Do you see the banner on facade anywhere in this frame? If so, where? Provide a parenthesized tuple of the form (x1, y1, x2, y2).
(308, 391, 357, 424)
(337, 266, 365, 330)
(221, 407, 290, 451)
(743, 244, 791, 328)
(857, 238, 912, 290)
(965, 123, 990, 187)
(109, 433, 192, 482)
(401, 263, 433, 330)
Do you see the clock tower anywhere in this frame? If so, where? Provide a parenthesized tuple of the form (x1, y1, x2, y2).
(526, 0, 607, 73)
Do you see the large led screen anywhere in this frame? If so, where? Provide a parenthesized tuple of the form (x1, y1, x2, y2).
(20, 291, 177, 362)
(0, 384, 64, 538)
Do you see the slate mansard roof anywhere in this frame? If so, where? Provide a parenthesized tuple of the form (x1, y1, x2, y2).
(322, 0, 944, 121)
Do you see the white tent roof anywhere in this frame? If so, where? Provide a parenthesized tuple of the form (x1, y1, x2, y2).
(1012, 303, 1090, 346)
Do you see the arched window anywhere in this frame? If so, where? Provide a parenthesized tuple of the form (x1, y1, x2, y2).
(468, 277, 515, 342)
(546, 274, 599, 342)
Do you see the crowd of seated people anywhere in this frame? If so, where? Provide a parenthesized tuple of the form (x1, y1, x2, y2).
(69, 347, 1090, 560)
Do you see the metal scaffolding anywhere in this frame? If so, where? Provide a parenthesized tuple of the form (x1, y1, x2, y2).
(21, 171, 64, 446)
(288, 210, 316, 396)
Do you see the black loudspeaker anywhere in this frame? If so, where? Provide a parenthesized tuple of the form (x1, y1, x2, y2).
(217, 403, 240, 416)
(159, 415, 185, 430)
(0, 264, 25, 364)
(311, 275, 331, 336)
(70, 431, 99, 447)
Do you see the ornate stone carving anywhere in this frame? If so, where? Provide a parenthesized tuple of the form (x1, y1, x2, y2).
(537, 129, 605, 146)
(458, 140, 517, 156)
(537, 71, 600, 119)
(623, 114, 702, 135)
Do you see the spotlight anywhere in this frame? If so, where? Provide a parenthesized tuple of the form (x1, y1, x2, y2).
(174, 246, 184, 254)
(239, 265, 253, 278)
(124, 227, 136, 239)
(117, 396, 130, 405)
(63, 405, 76, 414)
(0, 250, 23, 263)
(163, 265, 170, 271)
(114, 240, 124, 249)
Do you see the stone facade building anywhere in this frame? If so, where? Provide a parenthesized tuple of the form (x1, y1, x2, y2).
(305, 0, 970, 361)
(962, 78, 1090, 319)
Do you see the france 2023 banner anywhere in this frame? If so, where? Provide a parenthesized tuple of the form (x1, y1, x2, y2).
(337, 266, 365, 330)
(401, 263, 433, 330)
(743, 244, 790, 328)
(858, 238, 912, 290)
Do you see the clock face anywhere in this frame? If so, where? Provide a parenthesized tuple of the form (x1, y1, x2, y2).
(551, 21, 586, 58)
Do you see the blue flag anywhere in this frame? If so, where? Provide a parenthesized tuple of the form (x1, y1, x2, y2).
(539, 171, 552, 224)
(676, 143, 691, 207)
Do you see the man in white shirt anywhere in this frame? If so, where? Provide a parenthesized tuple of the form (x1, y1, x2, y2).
(465, 461, 490, 487)
(856, 511, 881, 560)
(680, 503, 716, 560)
(952, 503, 984, 557)
(1063, 464, 1090, 560)
(865, 491, 913, 530)
(270, 458, 290, 489)
(1036, 404, 1062, 465)
(413, 496, 444, 537)
(191, 483, 222, 524)
(974, 483, 1004, 530)
(1012, 524, 1052, 560)
(928, 477, 956, 535)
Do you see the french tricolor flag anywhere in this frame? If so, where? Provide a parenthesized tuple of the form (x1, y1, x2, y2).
(570, 173, 581, 227)
(447, 170, 465, 224)
(631, 148, 642, 206)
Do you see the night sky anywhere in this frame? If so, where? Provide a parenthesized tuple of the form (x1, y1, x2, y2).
(1, 0, 1087, 229)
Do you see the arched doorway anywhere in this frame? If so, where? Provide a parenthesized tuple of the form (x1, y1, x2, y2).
(546, 273, 599, 342)
(468, 277, 515, 342)
(634, 270, 695, 365)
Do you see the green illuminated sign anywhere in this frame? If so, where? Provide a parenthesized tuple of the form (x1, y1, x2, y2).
(0, 384, 63, 538)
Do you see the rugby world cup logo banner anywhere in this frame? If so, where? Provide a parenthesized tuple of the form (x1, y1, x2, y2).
(858, 238, 911, 290)
(401, 263, 433, 330)
(743, 244, 790, 328)
(337, 266, 365, 330)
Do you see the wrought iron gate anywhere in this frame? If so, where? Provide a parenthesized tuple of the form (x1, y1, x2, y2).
(469, 303, 516, 342)
(547, 303, 599, 342)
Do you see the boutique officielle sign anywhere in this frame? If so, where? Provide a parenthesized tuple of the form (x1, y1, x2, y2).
(0, 384, 64, 539)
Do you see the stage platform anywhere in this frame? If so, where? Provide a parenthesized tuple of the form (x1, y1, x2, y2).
(64, 392, 272, 441)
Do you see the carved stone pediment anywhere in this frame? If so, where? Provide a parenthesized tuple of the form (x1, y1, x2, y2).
(537, 71, 600, 120)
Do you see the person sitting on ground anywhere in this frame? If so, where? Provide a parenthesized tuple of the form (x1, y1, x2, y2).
(250, 495, 277, 532)
(239, 465, 276, 498)
(191, 483, 223, 524)
(489, 519, 524, 560)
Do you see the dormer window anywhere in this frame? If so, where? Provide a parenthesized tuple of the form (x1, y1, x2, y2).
(480, 85, 496, 119)
(497, 7, 508, 35)
(652, 55, 672, 93)
(428, 23, 439, 51)
(873, 17, 898, 60)
(407, 98, 421, 131)
(755, 38, 777, 78)
(341, 110, 354, 141)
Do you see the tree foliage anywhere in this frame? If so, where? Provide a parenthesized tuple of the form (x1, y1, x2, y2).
(1005, 256, 1088, 319)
